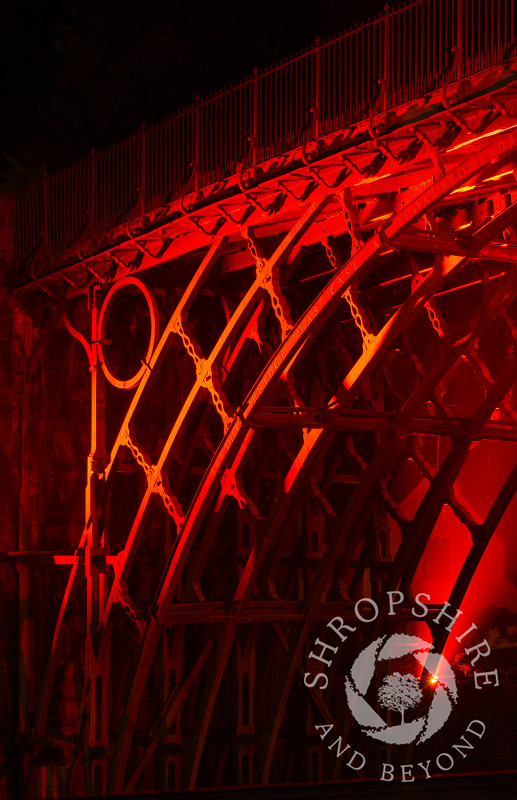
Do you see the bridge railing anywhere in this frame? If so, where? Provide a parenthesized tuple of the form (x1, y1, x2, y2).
(15, 0, 517, 274)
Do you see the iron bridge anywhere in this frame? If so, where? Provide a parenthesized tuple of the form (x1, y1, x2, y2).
(10, 0, 517, 796)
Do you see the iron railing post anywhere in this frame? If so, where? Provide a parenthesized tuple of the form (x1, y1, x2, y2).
(194, 95, 201, 189)
(384, 4, 391, 111)
(139, 123, 147, 215)
(42, 173, 49, 257)
(90, 149, 97, 235)
(457, 0, 463, 76)
(315, 36, 322, 136)
(252, 66, 259, 165)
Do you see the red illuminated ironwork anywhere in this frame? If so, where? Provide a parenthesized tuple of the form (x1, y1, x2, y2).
(14, 0, 517, 275)
(9, 0, 517, 797)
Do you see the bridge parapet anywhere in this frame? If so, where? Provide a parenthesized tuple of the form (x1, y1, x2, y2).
(14, 0, 517, 278)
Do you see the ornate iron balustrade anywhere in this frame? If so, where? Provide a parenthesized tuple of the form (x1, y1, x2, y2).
(14, 0, 517, 271)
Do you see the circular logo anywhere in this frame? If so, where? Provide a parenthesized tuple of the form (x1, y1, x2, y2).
(344, 633, 458, 745)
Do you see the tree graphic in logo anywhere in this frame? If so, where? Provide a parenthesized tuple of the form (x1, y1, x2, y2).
(378, 672, 423, 725)
(344, 634, 458, 745)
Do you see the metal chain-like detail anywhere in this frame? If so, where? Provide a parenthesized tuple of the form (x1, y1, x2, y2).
(172, 318, 233, 432)
(196, 361, 233, 432)
(402, 327, 428, 377)
(463, 345, 511, 420)
(405, 280, 514, 537)
(123, 426, 155, 480)
(322, 235, 381, 386)
(345, 433, 368, 473)
(410, 435, 436, 481)
(410, 257, 449, 340)
(447, 483, 483, 538)
(277, 356, 337, 517)
(380, 473, 410, 524)
(123, 427, 185, 528)
(339, 190, 362, 254)
(155, 474, 187, 529)
(343, 285, 375, 351)
(410, 435, 481, 538)
(245, 230, 293, 340)
(323, 238, 339, 270)
(400, 325, 448, 417)
(114, 582, 146, 636)
(172, 317, 204, 366)
(309, 473, 337, 517)
(425, 298, 448, 338)
(465, 347, 493, 397)
(220, 467, 261, 518)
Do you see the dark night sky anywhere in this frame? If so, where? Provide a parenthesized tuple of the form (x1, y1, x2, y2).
(1, 0, 388, 187)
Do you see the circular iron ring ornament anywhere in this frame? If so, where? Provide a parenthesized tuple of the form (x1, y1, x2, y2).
(98, 277, 159, 389)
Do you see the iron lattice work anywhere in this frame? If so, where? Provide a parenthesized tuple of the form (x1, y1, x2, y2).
(12, 18, 517, 800)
